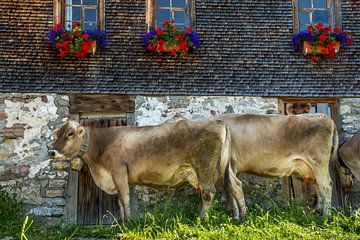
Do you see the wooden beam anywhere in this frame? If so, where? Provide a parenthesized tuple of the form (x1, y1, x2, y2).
(69, 94, 135, 114)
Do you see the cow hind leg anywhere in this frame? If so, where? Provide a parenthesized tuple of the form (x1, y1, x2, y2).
(111, 167, 131, 222)
(227, 169, 247, 218)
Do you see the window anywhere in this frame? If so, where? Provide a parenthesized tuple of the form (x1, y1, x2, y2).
(293, 0, 341, 32)
(53, 0, 105, 30)
(146, 0, 195, 30)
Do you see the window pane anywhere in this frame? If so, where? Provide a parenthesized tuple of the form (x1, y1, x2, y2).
(173, 0, 186, 8)
(67, 0, 81, 5)
(174, 11, 185, 26)
(300, 24, 308, 31)
(83, 0, 97, 5)
(85, 8, 97, 22)
(84, 22, 97, 30)
(299, 12, 310, 25)
(156, 9, 171, 26)
(314, 0, 327, 9)
(66, 6, 81, 22)
(299, 0, 311, 8)
(65, 21, 72, 30)
(314, 10, 328, 25)
(157, 0, 170, 7)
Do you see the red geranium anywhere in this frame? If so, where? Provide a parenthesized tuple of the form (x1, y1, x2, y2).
(334, 27, 341, 33)
(315, 23, 323, 31)
(311, 56, 319, 62)
(156, 28, 164, 35)
(162, 21, 169, 29)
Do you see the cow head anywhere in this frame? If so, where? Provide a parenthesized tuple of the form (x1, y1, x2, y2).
(286, 103, 312, 115)
(48, 119, 87, 160)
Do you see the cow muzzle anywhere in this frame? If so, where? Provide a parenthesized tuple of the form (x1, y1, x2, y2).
(48, 149, 66, 160)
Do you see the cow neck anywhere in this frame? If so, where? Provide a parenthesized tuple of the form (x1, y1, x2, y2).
(78, 127, 90, 158)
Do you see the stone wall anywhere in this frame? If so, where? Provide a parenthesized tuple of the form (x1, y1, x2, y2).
(0, 94, 69, 225)
(134, 96, 283, 211)
(339, 98, 360, 211)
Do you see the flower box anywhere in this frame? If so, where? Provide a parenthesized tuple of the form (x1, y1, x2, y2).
(292, 23, 353, 62)
(302, 41, 340, 55)
(48, 22, 108, 59)
(89, 40, 97, 55)
(142, 21, 200, 58)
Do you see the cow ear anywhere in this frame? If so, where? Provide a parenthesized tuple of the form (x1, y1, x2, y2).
(304, 103, 312, 113)
(286, 104, 294, 115)
(77, 126, 85, 138)
(52, 128, 59, 139)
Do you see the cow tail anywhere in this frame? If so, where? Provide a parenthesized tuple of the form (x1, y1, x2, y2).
(331, 121, 339, 163)
(221, 124, 233, 213)
(220, 124, 232, 185)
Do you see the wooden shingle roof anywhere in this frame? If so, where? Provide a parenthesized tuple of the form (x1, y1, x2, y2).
(0, 0, 359, 96)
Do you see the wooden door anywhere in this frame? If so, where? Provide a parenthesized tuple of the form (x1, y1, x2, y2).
(77, 118, 127, 225)
(279, 98, 339, 206)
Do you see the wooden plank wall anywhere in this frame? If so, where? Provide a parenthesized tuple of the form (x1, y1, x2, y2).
(69, 94, 135, 114)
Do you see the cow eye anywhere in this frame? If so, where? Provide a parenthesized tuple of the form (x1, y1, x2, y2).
(67, 132, 75, 138)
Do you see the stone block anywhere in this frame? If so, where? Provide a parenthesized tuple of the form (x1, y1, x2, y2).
(48, 179, 67, 188)
(56, 171, 69, 179)
(51, 161, 70, 170)
(0, 111, 7, 120)
(47, 198, 66, 206)
(0, 124, 26, 139)
(0, 164, 29, 181)
(45, 189, 64, 198)
(29, 206, 64, 217)
(0, 140, 15, 160)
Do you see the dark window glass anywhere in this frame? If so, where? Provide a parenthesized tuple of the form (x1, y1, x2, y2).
(156, 9, 171, 26)
(299, 0, 311, 8)
(173, 0, 186, 8)
(83, 0, 97, 5)
(157, 0, 170, 7)
(314, 10, 328, 24)
(299, 12, 311, 25)
(156, 0, 188, 28)
(314, 0, 327, 9)
(65, 0, 98, 30)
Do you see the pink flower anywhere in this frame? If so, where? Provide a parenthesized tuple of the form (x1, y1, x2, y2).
(186, 27, 193, 34)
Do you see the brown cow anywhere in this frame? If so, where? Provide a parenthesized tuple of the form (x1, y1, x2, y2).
(219, 113, 338, 217)
(48, 118, 246, 221)
(338, 130, 360, 181)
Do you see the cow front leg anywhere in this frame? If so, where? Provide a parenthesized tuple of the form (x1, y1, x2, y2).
(200, 187, 215, 219)
(313, 167, 333, 216)
(112, 167, 131, 222)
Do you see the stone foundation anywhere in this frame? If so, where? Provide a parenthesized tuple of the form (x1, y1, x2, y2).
(0, 94, 69, 225)
(340, 98, 360, 211)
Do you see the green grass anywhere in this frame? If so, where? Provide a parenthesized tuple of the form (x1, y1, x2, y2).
(1, 188, 360, 240)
